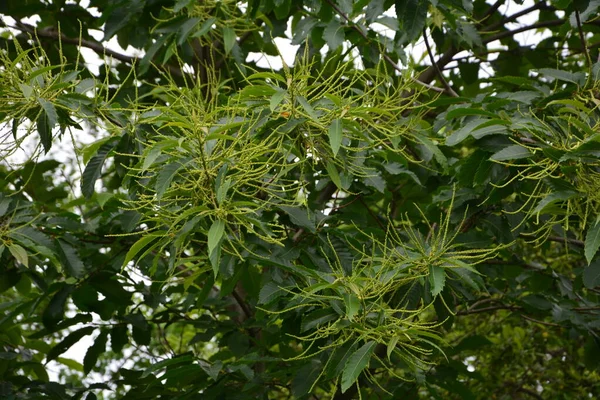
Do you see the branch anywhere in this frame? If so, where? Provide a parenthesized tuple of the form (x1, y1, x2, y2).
(532, 234, 584, 247)
(423, 28, 459, 97)
(478, 0, 506, 24)
(482, 19, 566, 45)
(484, 1, 551, 32)
(574, 10, 593, 73)
(232, 286, 253, 320)
(10, 21, 185, 78)
(456, 304, 519, 315)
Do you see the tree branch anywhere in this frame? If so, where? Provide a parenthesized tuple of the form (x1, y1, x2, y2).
(9, 21, 185, 78)
(423, 28, 458, 97)
(478, 0, 506, 24)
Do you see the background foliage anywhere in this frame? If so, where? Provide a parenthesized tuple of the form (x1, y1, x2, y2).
(1, 0, 600, 399)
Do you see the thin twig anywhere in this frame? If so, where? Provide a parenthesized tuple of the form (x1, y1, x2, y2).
(546, 235, 585, 247)
(574, 9, 593, 81)
(232, 287, 253, 320)
(358, 196, 387, 231)
(422, 28, 458, 97)
(456, 304, 519, 315)
(521, 314, 562, 328)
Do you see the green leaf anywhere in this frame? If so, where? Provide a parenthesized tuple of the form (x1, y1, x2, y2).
(193, 17, 216, 38)
(155, 162, 185, 200)
(126, 312, 151, 346)
(328, 119, 343, 157)
(56, 239, 86, 279)
(297, 96, 320, 122)
(446, 108, 497, 119)
(37, 98, 58, 154)
(207, 219, 225, 257)
(343, 293, 360, 320)
(81, 139, 118, 199)
(279, 206, 317, 233)
(387, 336, 399, 360)
(47, 327, 95, 362)
(583, 259, 600, 289)
(366, 0, 385, 23)
(301, 308, 339, 332)
(490, 145, 533, 161)
(323, 20, 345, 50)
(429, 265, 446, 297)
(585, 219, 600, 264)
(341, 341, 376, 393)
(83, 330, 108, 374)
(258, 282, 285, 304)
(270, 89, 287, 111)
(532, 190, 578, 215)
(19, 83, 34, 98)
(110, 325, 128, 353)
(8, 243, 28, 267)
(395, 0, 428, 43)
(43, 285, 73, 328)
(538, 68, 585, 85)
(123, 235, 161, 268)
(141, 354, 195, 378)
(222, 27, 236, 54)
(325, 161, 343, 190)
(177, 17, 200, 45)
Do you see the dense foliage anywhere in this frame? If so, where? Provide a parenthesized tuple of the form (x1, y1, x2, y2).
(1, 0, 600, 398)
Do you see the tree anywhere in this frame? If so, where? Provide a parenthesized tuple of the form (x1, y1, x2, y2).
(1, 0, 600, 398)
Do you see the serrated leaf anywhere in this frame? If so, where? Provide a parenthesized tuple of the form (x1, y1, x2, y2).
(395, 0, 428, 43)
(155, 162, 184, 199)
(585, 220, 600, 264)
(110, 326, 128, 353)
(343, 293, 360, 320)
(141, 354, 195, 378)
(538, 68, 585, 85)
(429, 265, 446, 297)
(43, 285, 72, 328)
(177, 17, 200, 45)
(301, 308, 339, 332)
(258, 282, 284, 304)
(47, 327, 95, 362)
(323, 20, 345, 50)
(223, 27, 236, 54)
(8, 243, 28, 267)
(56, 239, 86, 279)
(532, 190, 578, 215)
(325, 161, 343, 190)
(341, 341, 376, 393)
(387, 336, 399, 360)
(207, 219, 225, 258)
(19, 83, 34, 98)
(83, 330, 108, 374)
(122, 235, 161, 267)
(270, 89, 287, 111)
(490, 145, 532, 161)
(279, 206, 317, 232)
(328, 118, 342, 157)
(81, 139, 118, 199)
(366, 0, 385, 23)
(37, 99, 58, 154)
(297, 96, 319, 122)
(583, 259, 600, 289)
